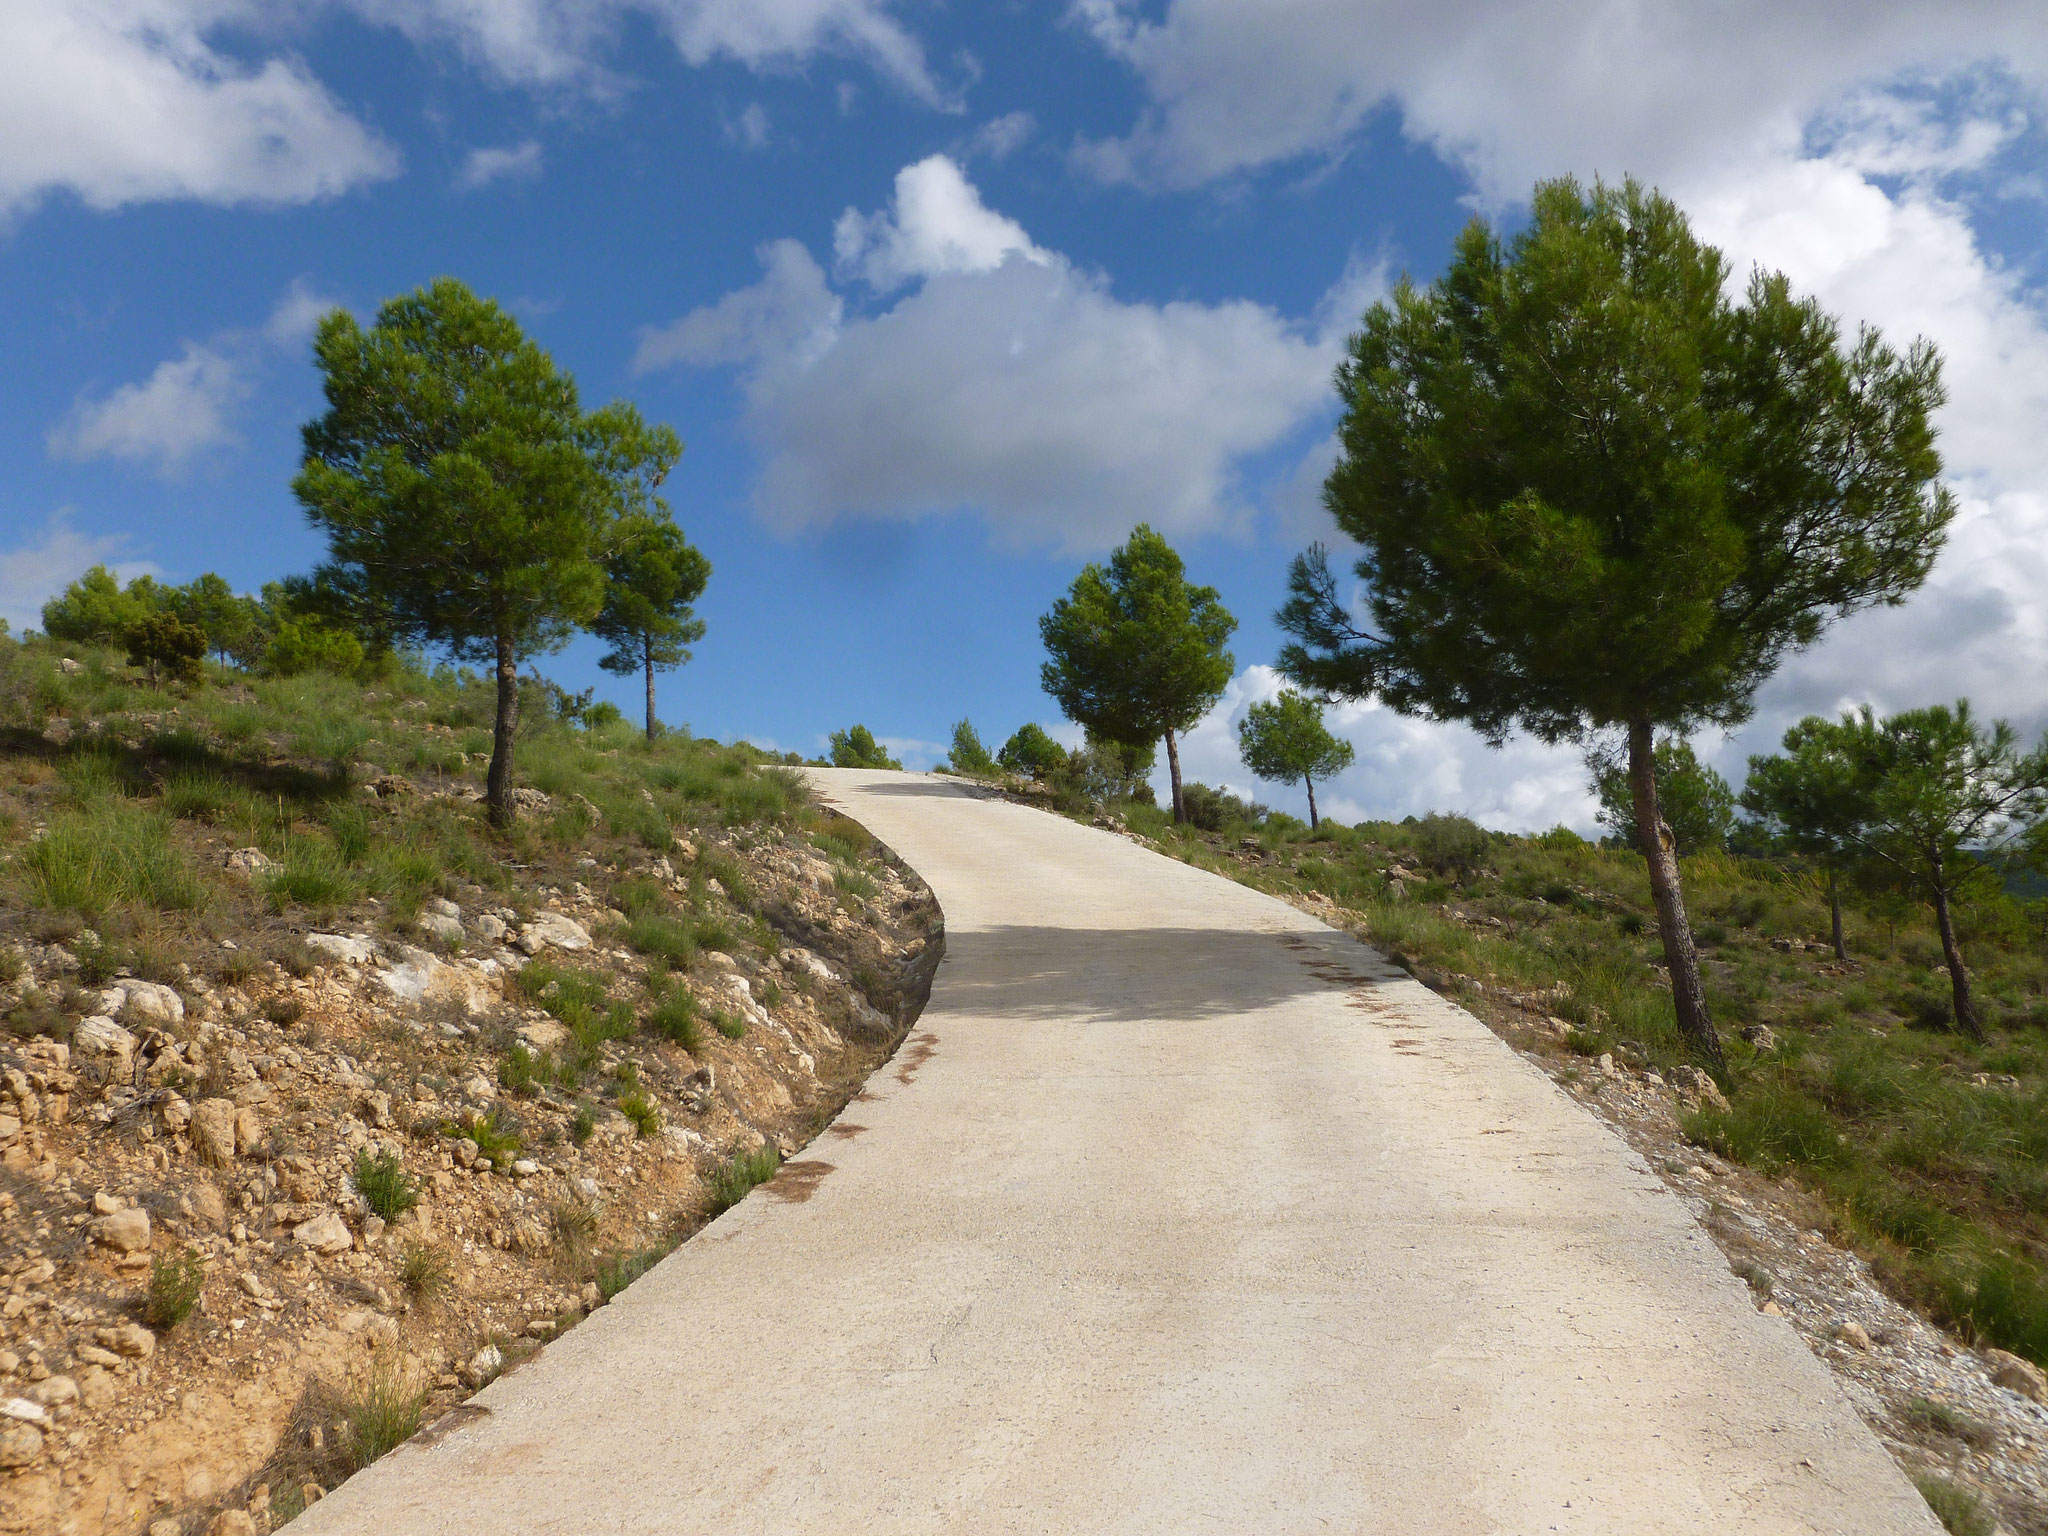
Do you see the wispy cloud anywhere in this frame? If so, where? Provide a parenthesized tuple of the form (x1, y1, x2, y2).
(456, 140, 544, 191)
(0, 511, 159, 635)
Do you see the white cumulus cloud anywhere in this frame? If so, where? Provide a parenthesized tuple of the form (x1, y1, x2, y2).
(456, 140, 544, 190)
(723, 103, 772, 152)
(263, 277, 343, 346)
(1071, 0, 2048, 199)
(47, 342, 248, 472)
(347, 0, 953, 106)
(0, 511, 160, 635)
(47, 279, 343, 476)
(0, 0, 954, 223)
(641, 157, 1350, 551)
(1172, 666, 1600, 833)
(833, 154, 1050, 290)
(966, 110, 1036, 161)
(0, 0, 399, 218)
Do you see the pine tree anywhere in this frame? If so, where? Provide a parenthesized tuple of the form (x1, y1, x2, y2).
(593, 512, 709, 741)
(1237, 690, 1354, 829)
(294, 279, 677, 826)
(1040, 525, 1236, 823)
(1278, 178, 1953, 1072)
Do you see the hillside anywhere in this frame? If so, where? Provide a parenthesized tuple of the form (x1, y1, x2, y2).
(0, 635, 939, 1536)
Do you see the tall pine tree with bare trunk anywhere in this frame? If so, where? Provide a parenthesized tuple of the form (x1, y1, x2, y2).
(294, 278, 679, 826)
(1278, 177, 1953, 1074)
(593, 511, 709, 741)
(1040, 524, 1235, 824)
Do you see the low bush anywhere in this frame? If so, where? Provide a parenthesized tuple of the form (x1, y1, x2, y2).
(618, 1090, 661, 1138)
(703, 1145, 781, 1216)
(22, 806, 206, 914)
(1915, 1476, 1995, 1536)
(649, 990, 702, 1051)
(395, 1239, 451, 1303)
(335, 1355, 426, 1473)
(351, 1147, 419, 1220)
(143, 1247, 206, 1330)
(595, 1246, 664, 1301)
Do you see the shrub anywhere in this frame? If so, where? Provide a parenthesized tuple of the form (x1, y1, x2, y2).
(395, 1239, 451, 1303)
(352, 1147, 419, 1220)
(143, 1247, 206, 1330)
(596, 1246, 664, 1301)
(704, 1145, 781, 1215)
(265, 617, 365, 679)
(269, 936, 322, 977)
(1411, 812, 1491, 876)
(264, 838, 354, 910)
(571, 1103, 597, 1146)
(445, 1109, 521, 1160)
(828, 724, 901, 769)
(649, 990, 702, 1050)
(1900, 1396, 1994, 1449)
(123, 613, 206, 687)
(712, 1008, 746, 1040)
(1683, 1084, 1849, 1174)
(1914, 1476, 1995, 1536)
(1904, 990, 1954, 1032)
(264, 996, 307, 1028)
(1941, 1254, 2048, 1365)
(997, 723, 1066, 780)
(624, 914, 696, 968)
(549, 1197, 599, 1257)
(1179, 782, 1266, 832)
(160, 768, 236, 823)
(336, 1355, 426, 1472)
(499, 1043, 552, 1096)
(618, 1090, 661, 1138)
(22, 806, 206, 914)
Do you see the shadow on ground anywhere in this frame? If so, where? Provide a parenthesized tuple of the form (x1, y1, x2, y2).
(833, 778, 989, 798)
(930, 925, 1408, 1023)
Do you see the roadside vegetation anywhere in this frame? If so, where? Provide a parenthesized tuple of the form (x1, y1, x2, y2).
(0, 628, 805, 1007)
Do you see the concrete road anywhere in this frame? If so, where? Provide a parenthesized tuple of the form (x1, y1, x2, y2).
(297, 769, 1940, 1534)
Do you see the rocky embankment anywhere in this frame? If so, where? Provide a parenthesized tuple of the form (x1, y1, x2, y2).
(1, 823, 939, 1536)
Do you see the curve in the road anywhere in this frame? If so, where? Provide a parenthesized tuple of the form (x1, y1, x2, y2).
(294, 768, 1940, 1534)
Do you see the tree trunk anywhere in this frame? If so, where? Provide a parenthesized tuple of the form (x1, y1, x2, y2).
(1627, 718, 1726, 1075)
(643, 636, 658, 743)
(486, 632, 520, 829)
(1305, 774, 1320, 830)
(1929, 875, 1982, 1042)
(1164, 728, 1185, 824)
(1827, 868, 1846, 962)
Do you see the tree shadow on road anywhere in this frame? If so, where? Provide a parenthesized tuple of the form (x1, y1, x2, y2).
(930, 925, 1413, 1023)
(832, 779, 989, 798)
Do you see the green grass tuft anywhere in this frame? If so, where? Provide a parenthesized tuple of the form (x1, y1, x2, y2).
(649, 989, 703, 1050)
(703, 1144, 781, 1216)
(143, 1246, 206, 1330)
(351, 1147, 419, 1220)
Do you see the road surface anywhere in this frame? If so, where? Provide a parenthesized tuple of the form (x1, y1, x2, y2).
(297, 768, 1939, 1534)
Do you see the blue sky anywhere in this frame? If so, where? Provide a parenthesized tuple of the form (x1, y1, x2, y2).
(4, 3, 2047, 831)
